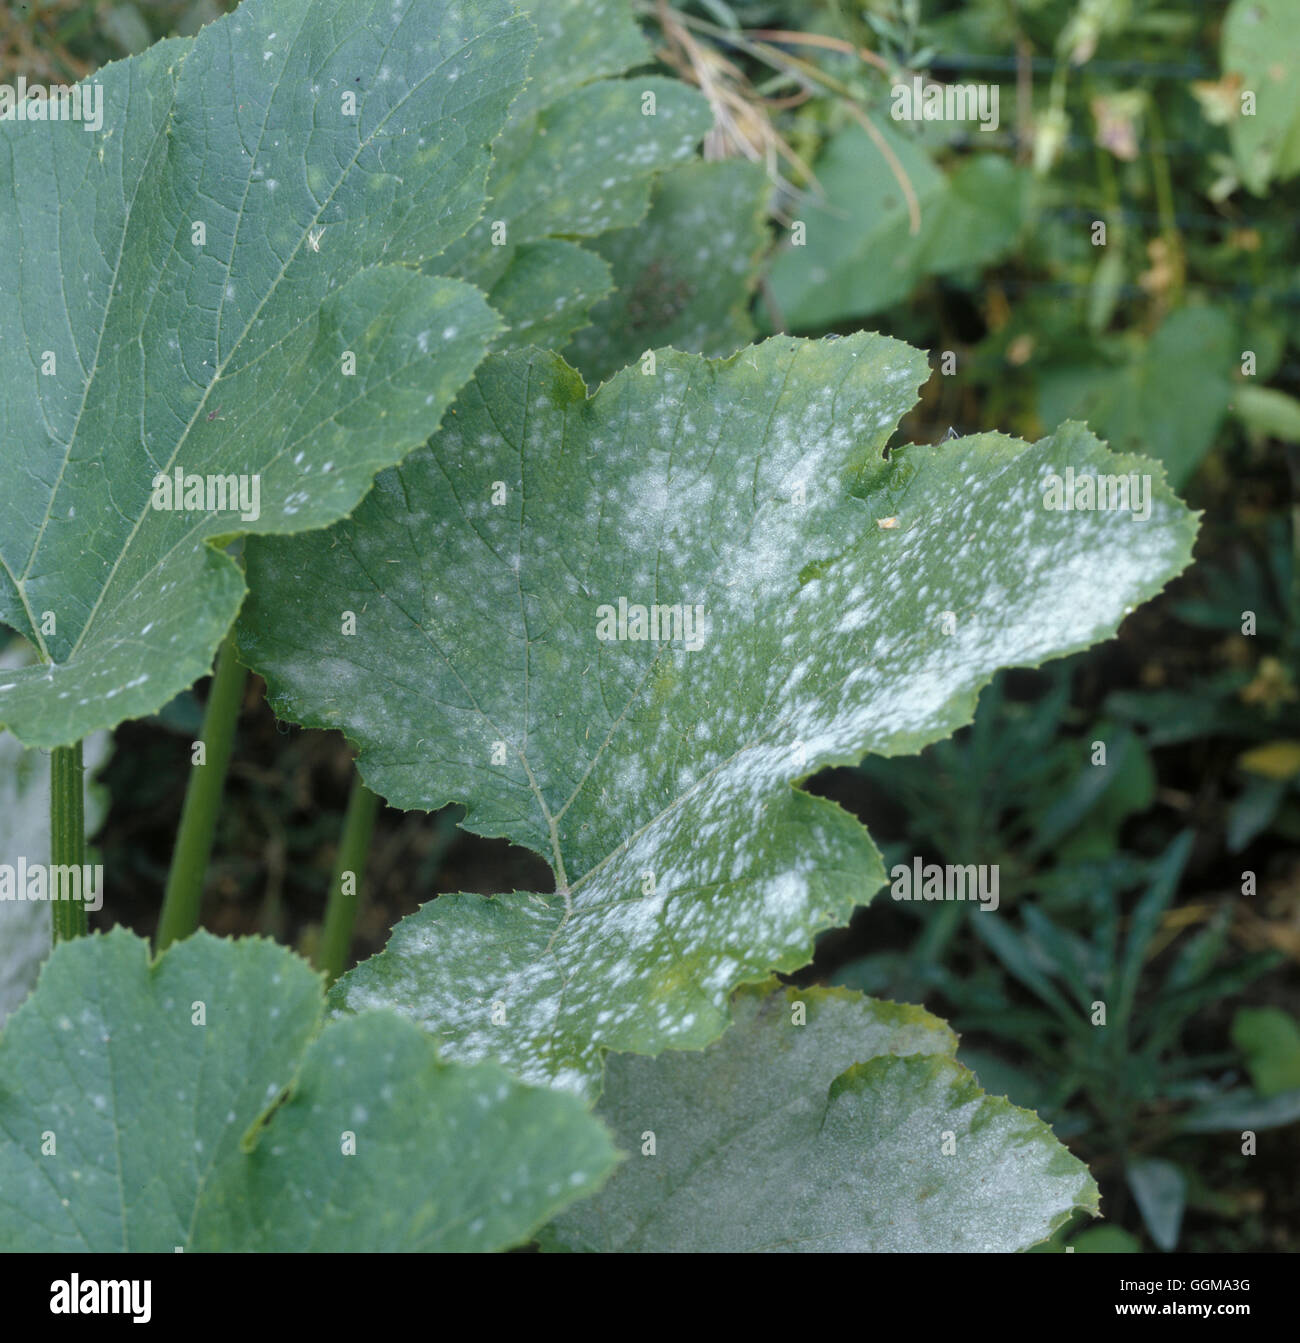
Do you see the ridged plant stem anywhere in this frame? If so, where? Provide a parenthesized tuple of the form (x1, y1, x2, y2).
(316, 774, 381, 985)
(50, 741, 86, 943)
(156, 635, 247, 952)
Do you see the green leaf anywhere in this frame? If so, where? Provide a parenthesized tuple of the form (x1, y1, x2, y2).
(972, 912, 1088, 1031)
(1177, 1086, 1300, 1132)
(541, 983, 1097, 1252)
(430, 77, 711, 301)
(1126, 1157, 1186, 1252)
(239, 333, 1197, 1099)
(193, 1011, 618, 1250)
(1115, 832, 1193, 1030)
(1226, 775, 1286, 852)
(101, 3, 152, 55)
(486, 240, 614, 352)
(1222, 0, 1300, 194)
(1232, 1007, 1300, 1097)
(0, 0, 536, 749)
(1087, 248, 1126, 336)
(766, 124, 1027, 330)
(1233, 384, 1300, 443)
(1036, 308, 1235, 487)
(425, 1, 711, 351)
(1067, 1225, 1143, 1253)
(1055, 729, 1156, 861)
(0, 647, 112, 1025)
(507, 0, 650, 119)
(0, 929, 617, 1251)
(567, 158, 770, 386)
(959, 1047, 1052, 1113)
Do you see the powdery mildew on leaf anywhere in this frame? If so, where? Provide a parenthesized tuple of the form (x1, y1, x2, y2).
(543, 983, 1098, 1252)
(239, 333, 1198, 1099)
(0, 0, 536, 748)
(426, 0, 712, 351)
(486, 239, 614, 353)
(0, 929, 617, 1251)
(567, 157, 771, 386)
(507, 0, 651, 120)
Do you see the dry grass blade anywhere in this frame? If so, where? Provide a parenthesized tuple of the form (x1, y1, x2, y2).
(645, 2, 921, 234)
(653, 0, 815, 198)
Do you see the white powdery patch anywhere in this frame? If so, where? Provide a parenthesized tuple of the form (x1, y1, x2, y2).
(321, 345, 1192, 1105)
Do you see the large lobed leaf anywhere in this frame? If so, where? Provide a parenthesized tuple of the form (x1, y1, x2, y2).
(542, 983, 1099, 1252)
(0, 0, 537, 749)
(566, 158, 771, 386)
(0, 929, 617, 1251)
(428, 0, 712, 353)
(507, 0, 651, 120)
(239, 333, 1198, 1100)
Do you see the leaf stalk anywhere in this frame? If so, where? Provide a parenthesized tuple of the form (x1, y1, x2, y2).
(156, 634, 247, 951)
(50, 741, 86, 942)
(316, 773, 381, 984)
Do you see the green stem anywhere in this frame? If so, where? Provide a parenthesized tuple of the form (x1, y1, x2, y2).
(1287, 443, 1300, 666)
(316, 774, 381, 985)
(155, 635, 247, 952)
(50, 741, 86, 943)
(1144, 100, 1184, 304)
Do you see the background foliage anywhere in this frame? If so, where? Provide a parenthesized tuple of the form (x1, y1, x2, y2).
(2, 0, 1297, 1252)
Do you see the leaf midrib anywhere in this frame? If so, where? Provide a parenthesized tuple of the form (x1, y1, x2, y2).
(10, 46, 188, 662)
(19, 15, 518, 668)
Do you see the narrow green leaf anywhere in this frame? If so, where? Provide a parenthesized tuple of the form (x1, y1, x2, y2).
(1233, 384, 1300, 443)
(971, 913, 1090, 1033)
(1177, 1086, 1300, 1133)
(1115, 832, 1193, 1030)
(1126, 1157, 1186, 1252)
